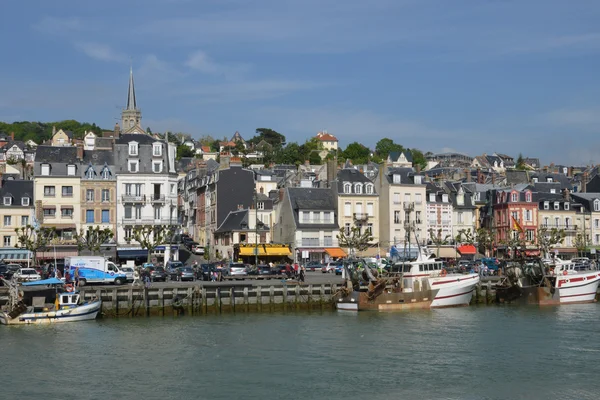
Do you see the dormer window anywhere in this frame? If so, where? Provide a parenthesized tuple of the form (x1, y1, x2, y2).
(343, 183, 351, 194)
(128, 160, 139, 173)
(393, 174, 401, 184)
(365, 184, 373, 194)
(532, 177, 538, 183)
(457, 194, 464, 206)
(511, 193, 518, 202)
(153, 161, 163, 173)
(41, 164, 50, 176)
(544, 201, 549, 210)
(442, 194, 448, 203)
(550, 189, 556, 194)
(554, 202, 560, 210)
(86, 167, 95, 179)
(414, 175, 422, 184)
(21, 197, 29, 206)
(429, 193, 436, 202)
(153, 143, 162, 156)
(547, 177, 553, 182)
(595, 200, 600, 212)
(564, 203, 570, 211)
(3, 197, 11, 206)
(129, 142, 138, 156)
(101, 167, 111, 179)
(67, 165, 76, 176)
(355, 184, 362, 194)
(525, 192, 532, 202)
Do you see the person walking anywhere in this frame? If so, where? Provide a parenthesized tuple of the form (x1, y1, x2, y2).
(74, 267, 80, 288)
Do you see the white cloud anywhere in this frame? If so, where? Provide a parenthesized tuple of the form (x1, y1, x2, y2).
(74, 42, 126, 63)
(184, 50, 251, 79)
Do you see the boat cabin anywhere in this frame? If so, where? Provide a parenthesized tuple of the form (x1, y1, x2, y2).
(58, 292, 81, 309)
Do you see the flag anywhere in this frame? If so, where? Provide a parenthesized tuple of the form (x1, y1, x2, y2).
(512, 216, 524, 232)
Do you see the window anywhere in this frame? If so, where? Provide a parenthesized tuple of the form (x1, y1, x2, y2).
(43, 208, 56, 218)
(565, 217, 571, 228)
(525, 210, 532, 222)
(595, 219, 600, 229)
(442, 194, 448, 203)
(85, 167, 95, 179)
(526, 230, 534, 242)
(44, 186, 55, 197)
(394, 210, 401, 224)
(550, 189, 556, 194)
(355, 184, 362, 194)
(525, 192, 532, 202)
(101, 210, 110, 223)
(547, 177, 553, 182)
(554, 202, 559, 210)
(21, 216, 28, 226)
(129, 142, 138, 156)
(125, 228, 132, 241)
(344, 202, 351, 216)
(416, 211, 422, 224)
(564, 203, 570, 211)
(67, 165, 76, 176)
(302, 211, 309, 222)
(170, 184, 176, 195)
(153, 161, 162, 173)
(324, 235, 333, 246)
(86, 210, 94, 223)
(21, 197, 29, 206)
(41, 164, 50, 176)
(365, 184, 373, 194)
(367, 223, 373, 235)
(61, 208, 73, 218)
(457, 212, 463, 224)
(393, 193, 400, 204)
(511, 193, 518, 202)
(414, 175, 422, 184)
(102, 189, 110, 202)
(86, 189, 94, 202)
(415, 193, 422, 204)
(153, 143, 162, 156)
(355, 202, 363, 215)
(257, 202, 264, 210)
(62, 186, 73, 197)
(128, 160, 139, 173)
(595, 200, 600, 212)
(135, 205, 142, 219)
(596, 234, 600, 245)
(554, 217, 560, 227)
(393, 174, 401, 184)
(3, 236, 10, 247)
(543, 201, 549, 210)
(367, 203, 374, 216)
(404, 193, 411, 203)
(344, 183, 351, 194)
(3, 196, 11, 206)
(124, 206, 132, 219)
(3, 216, 11, 226)
(101, 167, 110, 179)
(429, 193, 436, 202)
(324, 211, 331, 222)
(511, 211, 519, 222)
(345, 223, 351, 235)
(125, 184, 132, 196)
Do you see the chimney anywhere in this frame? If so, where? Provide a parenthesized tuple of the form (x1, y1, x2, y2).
(76, 144, 84, 161)
(52, 126, 56, 136)
(465, 168, 471, 182)
(114, 123, 120, 137)
(582, 172, 589, 193)
(278, 188, 285, 202)
(567, 167, 573, 177)
(10, 132, 14, 141)
(563, 188, 571, 202)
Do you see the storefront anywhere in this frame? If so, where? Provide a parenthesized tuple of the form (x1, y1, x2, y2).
(0, 248, 33, 265)
(457, 244, 477, 260)
(235, 244, 292, 264)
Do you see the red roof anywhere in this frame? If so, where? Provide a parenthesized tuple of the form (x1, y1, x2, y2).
(457, 245, 476, 255)
(316, 131, 338, 142)
(201, 146, 211, 153)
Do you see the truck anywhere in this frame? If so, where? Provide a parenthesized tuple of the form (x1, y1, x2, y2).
(64, 256, 127, 286)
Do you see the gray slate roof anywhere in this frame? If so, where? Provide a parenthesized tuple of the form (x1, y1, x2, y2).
(287, 187, 338, 230)
(0, 179, 34, 205)
(337, 168, 377, 194)
(215, 210, 269, 233)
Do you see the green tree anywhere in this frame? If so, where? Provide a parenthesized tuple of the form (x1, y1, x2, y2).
(430, 228, 452, 257)
(275, 142, 302, 165)
(337, 226, 374, 257)
(515, 153, 527, 170)
(249, 128, 286, 149)
(210, 139, 221, 153)
(198, 135, 215, 146)
(573, 232, 589, 257)
(536, 227, 566, 258)
(14, 226, 57, 265)
(308, 151, 322, 165)
(375, 138, 404, 160)
(455, 228, 476, 245)
(341, 142, 370, 164)
(410, 148, 427, 171)
(176, 145, 194, 159)
(475, 228, 496, 257)
(74, 226, 114, 256)
(132, 225, 175, 262)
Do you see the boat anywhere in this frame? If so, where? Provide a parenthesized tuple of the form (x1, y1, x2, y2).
(495, 257, 600, 305)
(335, 250, 480, 311)
(0, 277, 101, 325)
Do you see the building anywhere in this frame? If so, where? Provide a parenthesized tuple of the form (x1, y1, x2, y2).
(121, 67, 144, 134)
(0, 177, 34, 264)
(50, 127, 73, 147)
(274, 187, 341, 264)
(386, 150, 413, 168)
(537, 191, 583, 257)
(378, 167, 427, 254)
(114, 134, 179, 250)
(213, 208, 272, 262)
(445, 182, 477, 239)
(425, 182, 453, 244)
(315, 131, 338, 152)
(335, 168, 380, 256)
(80, 150, 117, 236)
(33, 145, 82, 259)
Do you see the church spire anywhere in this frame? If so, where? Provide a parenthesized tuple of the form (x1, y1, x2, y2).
(126, 66, 137, 110)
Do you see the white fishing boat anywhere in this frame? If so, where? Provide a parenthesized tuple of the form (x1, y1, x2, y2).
(0, 278, 101, 325)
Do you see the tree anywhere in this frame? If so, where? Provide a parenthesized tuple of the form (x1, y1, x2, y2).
(308, 151, 322, 165)
(146, 127, 153, 135)
(14, 226, 57, 265)
(500, 230, 528, 259)
(430, 228, 451, 257)
(410, 148, 427, 171)
(337, 226, 373, 257)
(515, 153, 527, 170)
(132, 225, 175, 263)
(375, 138, 404, 160)
(475, 228, 495, 257)
(341, 142, 370, 164)
(74, 226, 114, 256)
(573, 232, 589, 257)
(176, 144, 194, 159)
(198, 135, 215, 146)
(249, 128, 286, 149)
(455, 228, 476, 245)
(210, 139, 221, 153)
(535, 227, 565, 258)
(275, 142, 302, 165)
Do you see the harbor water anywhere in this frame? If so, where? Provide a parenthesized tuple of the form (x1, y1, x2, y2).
(3, 305, 600, 400)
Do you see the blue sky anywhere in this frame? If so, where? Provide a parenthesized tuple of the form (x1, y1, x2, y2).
(1, 0, 599, 165)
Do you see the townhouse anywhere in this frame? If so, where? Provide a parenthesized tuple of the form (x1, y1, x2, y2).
(0, 175, 35, 263)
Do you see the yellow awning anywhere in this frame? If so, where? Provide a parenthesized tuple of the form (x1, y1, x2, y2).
(325, 248, 347, 258)
(239, 247, 259, 256)
(265, 248, 291, 256)
(238, 246, 291, 257)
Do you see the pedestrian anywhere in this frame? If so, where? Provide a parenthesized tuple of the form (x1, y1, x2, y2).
(55, 268, 62, 280)
(74, 267, 80, 288)
(299, 266, 305, 282)
(132, 268, 142, 286)
(65, 269, 71, 284)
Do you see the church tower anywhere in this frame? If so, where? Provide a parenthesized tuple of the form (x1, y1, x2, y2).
(121, 67, 144, 134)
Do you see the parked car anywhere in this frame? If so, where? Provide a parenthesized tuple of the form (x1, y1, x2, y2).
(229, 263, 248, 277)
(303, 261, 323, 272)
(120, 267, 135, 283)
(271, 265, 286, 275)
(175, 267, 195, 282)
(248, 265, 272, 279)
(334, 264, 344, 275)
(149, 266, 168, 282)
(322, 261, 341, 273)
(166, 261, 184, 270)
(192, 244, 205, 255)
(199, 264, 216, 281)
(13, 268, 42, 282)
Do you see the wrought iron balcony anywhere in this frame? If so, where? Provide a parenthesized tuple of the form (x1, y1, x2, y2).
(541, 224, 578, 231)
(353, 213, 369, 221)
(150, 194, 166, 203)
(121, 217, 182, 226)
(122, 194, 146, 203)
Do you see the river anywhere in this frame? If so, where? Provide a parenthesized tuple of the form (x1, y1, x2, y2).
(3, 305, 600, 400)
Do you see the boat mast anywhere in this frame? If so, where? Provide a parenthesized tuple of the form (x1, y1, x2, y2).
(403, 201, 415, 260)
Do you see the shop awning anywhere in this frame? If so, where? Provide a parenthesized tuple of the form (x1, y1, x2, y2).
(117, 249, 149, 259)
(434, 247, 460, 258)
(325, 248, 347, 258)
(37, 250, 78, 259)
(457, 245, 477, 255)
(265, 247, 291, 256)
(0, 248, 32, 261)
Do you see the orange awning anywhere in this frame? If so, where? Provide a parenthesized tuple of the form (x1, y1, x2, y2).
(457, 244, 476, 255)
(325, 248, 347, 258)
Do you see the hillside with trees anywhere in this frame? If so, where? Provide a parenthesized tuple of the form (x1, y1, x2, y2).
(0, 120, 107, 143)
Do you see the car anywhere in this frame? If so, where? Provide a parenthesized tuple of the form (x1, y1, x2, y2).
(248, 265, 272, 279)
(229, 263, 248, 277)
(303, 261, 323, 272)
(120, 267, 135, 283)
(175, 267, 195, 282)
(322, 262, 341, 273)
(13, 268, 41, 282)
(192, 245, 205, 255)
(271, 265, 286, 275)
(199, 264, 217, 281)
(334, 264, 344, 275)
(149, 266, 168, 282)
(166, 261, 184, 270)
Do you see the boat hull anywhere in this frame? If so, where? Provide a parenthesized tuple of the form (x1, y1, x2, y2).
(0, 300, 101, 325)
(429, 273, 479, 308)
(335, 289, 437, 311)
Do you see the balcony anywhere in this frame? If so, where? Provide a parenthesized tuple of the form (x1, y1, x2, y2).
(122, 194, 146, 203)
(541, 224, 578, 231)
(300, 218, 333, 224)
(121, 218, 182, 226)
(150, 194, 166, 203)
(299, 238, 336, 247)
(353, 213, 369, 221)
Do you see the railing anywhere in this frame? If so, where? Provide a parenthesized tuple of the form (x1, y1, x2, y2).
(541, 224, 578, 230)
(150, 194, 166, 202)
(353, 213, 369, 220)
(298, 239, 338, 247)
(122, 194, 146, 202)
(301, 218, 333, 224)
(121, 218, 182, 225)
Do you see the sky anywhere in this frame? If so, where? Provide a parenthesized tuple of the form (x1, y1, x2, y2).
(0, 0, 599, 165)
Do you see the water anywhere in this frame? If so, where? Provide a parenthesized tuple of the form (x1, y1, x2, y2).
(3, 305, 600, 400)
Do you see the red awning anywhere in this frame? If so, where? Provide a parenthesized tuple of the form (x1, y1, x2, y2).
(457, 245, 477, 255)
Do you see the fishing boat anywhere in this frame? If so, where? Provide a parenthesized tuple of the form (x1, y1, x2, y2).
(495, 257, 600, 305)
(335, 250, 480, 311)
(0, 278, 101, 325)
